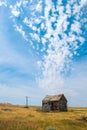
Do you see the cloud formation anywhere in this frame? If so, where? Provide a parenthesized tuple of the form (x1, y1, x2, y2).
(37, 0, 86, 92)
(0, 0, 7, 7)
(9, 0, 86, 93)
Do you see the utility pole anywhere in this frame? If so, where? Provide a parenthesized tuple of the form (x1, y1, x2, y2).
(25, 96, 29, 108)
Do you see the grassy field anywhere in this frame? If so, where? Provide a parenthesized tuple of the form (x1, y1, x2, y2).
(0, 103, 87, 130)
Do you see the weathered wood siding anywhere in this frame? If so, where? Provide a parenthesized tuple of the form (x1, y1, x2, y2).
(42, 95, 67, 112)
(50, 100, 67, 111)
(42, 102, 51, 111)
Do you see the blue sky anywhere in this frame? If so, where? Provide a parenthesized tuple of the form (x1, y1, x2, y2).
(0, 0, 87, 106)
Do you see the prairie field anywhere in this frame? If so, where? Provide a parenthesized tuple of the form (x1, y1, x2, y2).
(0, 103, 87, 130)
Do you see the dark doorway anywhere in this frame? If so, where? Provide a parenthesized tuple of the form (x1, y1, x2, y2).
(51, 102, 54, 111)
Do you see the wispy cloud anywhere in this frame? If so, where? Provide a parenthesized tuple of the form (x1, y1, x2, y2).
(0, 25, 38, 88)
(80, 0, 87, 7)
(9, 0, 86, 94)
(37, 0, 86, 92)
(0, 0, 87, 106)
(0, 40, 36, 74)
(9, 1, 22, 17)
(14, 24, 28, 41)
(0, 0, 7, 7)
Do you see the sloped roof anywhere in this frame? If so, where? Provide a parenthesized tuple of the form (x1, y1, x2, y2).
(42, 94, 67, 103)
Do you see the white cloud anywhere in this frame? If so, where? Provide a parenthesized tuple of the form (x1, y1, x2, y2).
(30, 33, 40, 42)
(23, 17, 33, 28)
(66, 4, 71, 15)
(11, 9, 20, 17)
(12, 11, 20, 17)
(30, 0, 33, 3)
(14, 25, 28, 41)
(36, 0, 42, 12)
(10, 4, 21, 17)
(10, 1, 28, 17)
(80, 0, 87, 7)
(22, 0, 28, 6)
(0, 0, 7, 7)
(9, 0, 86, 95)
(41, 23, 45, 29)
(0, 0, 86, 106)
(71, 21, 82, 34)
(36, 0, 85, 93)
(42, 37, 46, 44)
(72, 0, 87, 14)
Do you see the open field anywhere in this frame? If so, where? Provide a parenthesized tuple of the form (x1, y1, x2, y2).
(0, 103, 87, 130)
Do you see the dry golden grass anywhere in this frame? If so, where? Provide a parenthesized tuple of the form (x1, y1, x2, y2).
(0, 103, 87, 130)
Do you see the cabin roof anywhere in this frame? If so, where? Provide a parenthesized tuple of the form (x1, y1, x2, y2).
(42, 94, 67, 103)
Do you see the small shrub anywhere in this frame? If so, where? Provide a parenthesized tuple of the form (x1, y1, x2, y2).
(28, 114, 35, 118)
(1, 108, 13, 111)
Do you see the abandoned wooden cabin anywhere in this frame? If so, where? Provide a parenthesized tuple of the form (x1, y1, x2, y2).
(42, 94, 67, 112)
